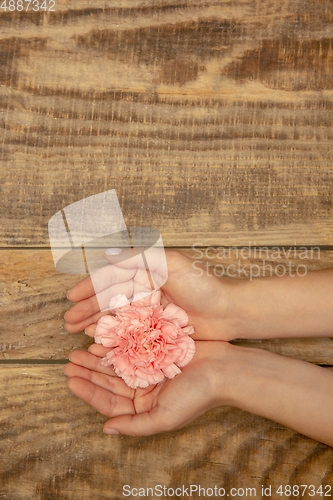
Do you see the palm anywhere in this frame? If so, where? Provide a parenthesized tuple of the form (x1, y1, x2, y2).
(64, 341, 228, 436)
(159, 251, 228, 339)
(65, 250, 230, 340)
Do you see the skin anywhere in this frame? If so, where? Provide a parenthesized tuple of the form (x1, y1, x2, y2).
(64, 341, 236, 436)
(63, 250, 333, 444)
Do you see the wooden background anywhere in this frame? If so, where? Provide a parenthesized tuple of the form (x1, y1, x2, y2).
(1, 0, 333, 498)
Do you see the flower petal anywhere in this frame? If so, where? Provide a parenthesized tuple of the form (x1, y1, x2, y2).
(162, 363, 182, 379)
(99, 337, 118, 348)
(132, 291, 152, 303)
(95, 314, 119, 332)
(175, 337, 196, 367)
(182, 326, 195, 335)
(109, 294, 130, 310)
(122, 373, 150, 389)
(149, 290, 162, 306)
(163, 303, 189, 327)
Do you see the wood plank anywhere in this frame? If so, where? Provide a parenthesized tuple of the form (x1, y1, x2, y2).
(1, 248, 333, 362)
(0, 1, 333, 246)
(1, 365, 333, 500)
(0, 249, 91, 360)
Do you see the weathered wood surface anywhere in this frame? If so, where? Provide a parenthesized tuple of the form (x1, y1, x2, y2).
(0, 0, 333, 246)
(1, 0, 333, 496)
(1, 365, 333, 500)
(1, 248, 333, 362)
(0, 249, 90, 360)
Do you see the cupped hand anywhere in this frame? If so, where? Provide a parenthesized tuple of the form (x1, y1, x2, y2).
(64, 249, 238, 341)
(63, 341, 234, 436)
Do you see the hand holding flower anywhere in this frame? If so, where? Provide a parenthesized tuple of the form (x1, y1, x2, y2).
(63, 341, 235, 436)
(64, 250, 333, 445)
(64, 249, 239, 341)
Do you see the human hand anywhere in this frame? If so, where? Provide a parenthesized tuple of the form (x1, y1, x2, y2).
(63, 340, 236, 436)
(65, 247, 333, 342)
(64, 336, 333, 445)
(64, 250, 242, 341)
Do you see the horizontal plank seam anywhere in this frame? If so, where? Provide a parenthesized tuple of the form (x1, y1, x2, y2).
(1, 246, 333, 250)
(0, 360, 332, 368)
(0, 359, 68, 364)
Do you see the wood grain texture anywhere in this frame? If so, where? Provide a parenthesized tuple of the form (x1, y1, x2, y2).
(1, 365, 333, 500)
(0, 0, 333, 246)
(1, 248, 332, 362)
(1, 1, 333, 496)
(0, 249, 91, 360)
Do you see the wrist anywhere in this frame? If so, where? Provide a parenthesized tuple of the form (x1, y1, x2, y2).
(213, 342, 333, 446)
(215, 277, 260, 341)
(212, 342, 277, 410)
(208, 342, 253, 408)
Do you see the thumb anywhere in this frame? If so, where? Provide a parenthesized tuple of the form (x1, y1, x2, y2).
(104, 247, 127, 265)
(103, 406, 176, 437)
(104, 247, 148, 270)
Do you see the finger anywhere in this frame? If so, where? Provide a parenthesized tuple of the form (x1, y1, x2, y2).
(66, 377, 135, 417)
(64, 310, 108, 334)
(67, 247, 168, 305)
(67, 262, 136, 302)
(67, 274, 93, 303)
(64, 280, 134, 324)
(64, 363, 134, 399)
(68, 349, 116, 376)
(85, 324, 97, 338)
(88, 343, 110, 357)
(132, 268, 154, 296)
(106, 248, 169, 285)
(105, 250, 146, 270)
(64, 294, 101, 324)
(105, 248, 167, 293)
(103, 406, 176, 436)
(90, 264, 137, 296)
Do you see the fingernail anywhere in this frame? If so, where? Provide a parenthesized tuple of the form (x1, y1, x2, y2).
(68, 353, 72, 361)
(63, 366, 68, 376)
(103, 428, 120, 435)
(67, 290, 72, 299)
(105, 248, 122, 255)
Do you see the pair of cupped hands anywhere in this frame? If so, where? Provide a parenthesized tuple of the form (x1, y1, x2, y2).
(63, 250, 260, 436)
(64, 250, 239, 436)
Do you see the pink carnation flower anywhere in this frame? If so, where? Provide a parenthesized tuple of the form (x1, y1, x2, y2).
(94, 290, 195, 389)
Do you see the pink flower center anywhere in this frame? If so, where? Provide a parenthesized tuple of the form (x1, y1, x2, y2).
(142, 334, 159, 351)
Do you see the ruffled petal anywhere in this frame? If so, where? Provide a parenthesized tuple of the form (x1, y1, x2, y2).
(162, 363, 182, 379)
(131, 290, 160, 307)
(182, 325, 195, 335)
(95, 316, 120, 345)
(132, 291, 152, 303)
(109, 293, 130, 310)
(99, 336, 118, 348)
(95, 314, 120, 333)
(149, 290, 162, 306)
(100, 356, 112, 367)
(175, 336, 196, 367)
(163, 303, 189, 327)
(122, 373, 150, 389)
